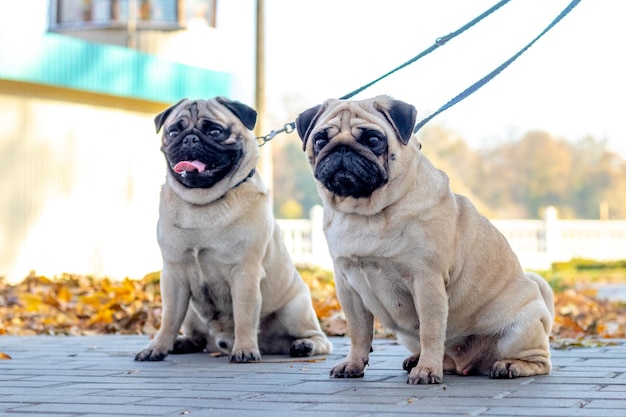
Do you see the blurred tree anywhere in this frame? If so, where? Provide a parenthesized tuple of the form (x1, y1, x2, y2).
(476, 141, 526, 218)
(420, 125, 491, 215)
(569, 135, 612, 218)
(604, 158, 626, 219)
(272, 135, 321, 218)
(420, 127, 626, 219)
(510, 131, 573, 217)
(279, 198, 304, 219)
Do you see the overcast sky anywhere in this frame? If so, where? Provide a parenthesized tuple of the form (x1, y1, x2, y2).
(263, 0, 626, 156)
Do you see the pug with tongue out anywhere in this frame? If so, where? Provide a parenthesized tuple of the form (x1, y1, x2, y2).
(157, 97, 258, 202)
(135, 97, 331, 363)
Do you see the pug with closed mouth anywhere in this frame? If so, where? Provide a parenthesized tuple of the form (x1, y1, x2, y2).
(135, 97, 331, 363)
(295, 95, 553, 384)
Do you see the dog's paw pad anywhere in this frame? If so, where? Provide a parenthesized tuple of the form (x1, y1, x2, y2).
(490, 360, 521, 379)
(330, 362, 365, 378)
(134, 349, 168, 362)
(407, 366, 443, 384)
(230, 350, 261, 363)
(290, 340, 314, 357)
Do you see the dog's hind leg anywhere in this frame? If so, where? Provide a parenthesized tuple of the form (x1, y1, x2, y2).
(272, 285, 332, 357)
(172, 307, 211, 354)
(491, 299, 552, 378)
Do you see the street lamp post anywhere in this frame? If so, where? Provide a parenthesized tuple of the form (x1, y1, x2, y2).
(255, 0, 273, 202)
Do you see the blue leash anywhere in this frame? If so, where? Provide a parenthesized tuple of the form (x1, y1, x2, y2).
(258, 0, 513, 145)
(339, 0, 512, 100)
(412, 0, 582, 134)
(257, 0, 582, 145)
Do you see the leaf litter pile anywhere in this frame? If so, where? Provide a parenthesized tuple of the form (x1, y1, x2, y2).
(1, 264, 625, 359)
(0, 272, 162, 337)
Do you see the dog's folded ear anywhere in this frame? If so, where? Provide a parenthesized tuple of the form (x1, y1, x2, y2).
(216, 97, 257, 131)
(375, 99, 417, 146)
(296, 104, 324, 151)
(154, 99, 187, 134)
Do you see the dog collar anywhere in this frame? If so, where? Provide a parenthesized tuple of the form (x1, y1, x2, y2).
(216, 168, 255, 201)
(233, 169, 256, 189)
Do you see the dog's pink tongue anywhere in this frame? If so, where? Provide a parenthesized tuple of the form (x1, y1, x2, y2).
(173, 160, 206, 173)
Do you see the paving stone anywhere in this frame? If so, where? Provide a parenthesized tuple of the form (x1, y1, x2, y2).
(14, 403, 184, 415)
(0, 336, 625, 417)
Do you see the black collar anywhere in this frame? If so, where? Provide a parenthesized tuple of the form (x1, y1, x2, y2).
(232, 169, 255, 190)
(217, 169, 255, 201)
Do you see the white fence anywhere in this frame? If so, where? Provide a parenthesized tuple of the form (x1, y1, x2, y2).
(278, 206, 334, 271)
(277, 206, 626, 271)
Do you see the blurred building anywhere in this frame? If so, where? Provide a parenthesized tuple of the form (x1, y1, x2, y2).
(0, 0, 256, 283)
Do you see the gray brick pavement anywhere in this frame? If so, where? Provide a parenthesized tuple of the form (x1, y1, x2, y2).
(0, 336, 625, 416)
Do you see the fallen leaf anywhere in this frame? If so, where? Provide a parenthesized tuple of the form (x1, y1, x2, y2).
(1, 267, 625, 342)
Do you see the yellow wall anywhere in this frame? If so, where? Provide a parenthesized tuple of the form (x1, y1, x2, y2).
(1, 81, 167, 283)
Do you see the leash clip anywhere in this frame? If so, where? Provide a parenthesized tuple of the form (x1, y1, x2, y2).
(257, 122, 296, 146)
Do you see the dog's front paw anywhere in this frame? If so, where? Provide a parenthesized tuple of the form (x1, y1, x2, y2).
(134, 346, 169, 362)
(330, 361, 366, 378)
(407, 366, 443, 384)
(230, 349, 261, 363)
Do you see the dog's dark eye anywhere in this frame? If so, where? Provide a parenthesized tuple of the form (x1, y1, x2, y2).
(208, 127, 223, 138)
(368, 135, 382, 148)
(167, 129, 179, 139)
(361, 131, 386, 155)
(313, 133, 328, 151)
(198, 120, 226, 139)
(314, 138, 328, 148)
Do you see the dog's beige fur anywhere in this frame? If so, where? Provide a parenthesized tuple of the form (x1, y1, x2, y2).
(296, 95, 553, 384)
(135, 98, 331, 363)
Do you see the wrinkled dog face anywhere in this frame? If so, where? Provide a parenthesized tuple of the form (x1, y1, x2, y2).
(309, 119, 389, 198)
(155, 97, 257, 189)
(296, 96, 417, 199)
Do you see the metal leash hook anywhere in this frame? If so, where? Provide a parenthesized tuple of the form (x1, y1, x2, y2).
(257, 121, 296, 146)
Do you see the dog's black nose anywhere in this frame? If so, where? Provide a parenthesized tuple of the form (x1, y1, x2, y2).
(182, 134, 201, 145)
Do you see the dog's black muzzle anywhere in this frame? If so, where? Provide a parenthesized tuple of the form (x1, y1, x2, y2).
(165, 133, 243, 189)
(315, 145, 387, 198)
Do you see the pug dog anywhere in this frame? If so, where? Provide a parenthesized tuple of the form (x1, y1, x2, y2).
(295, 95, 553, 384)
(135, 97, 331, 363)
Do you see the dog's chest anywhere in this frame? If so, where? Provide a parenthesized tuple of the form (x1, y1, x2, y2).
(339, 257, 418, 333)
(325, 213, 422, 259)
(189, 271, 233, 319)
(158, 204, 250, 264)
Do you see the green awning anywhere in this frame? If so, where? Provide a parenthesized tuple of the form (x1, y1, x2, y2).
(0, 32, 232, 102)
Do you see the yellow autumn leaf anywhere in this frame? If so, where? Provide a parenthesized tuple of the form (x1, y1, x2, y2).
(88, 308, 114, 325)
(1, 265, 625, 339)
(79, 292, 110, 308)
(57, 285, 73, 304)
(18, 293, 45, 312)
